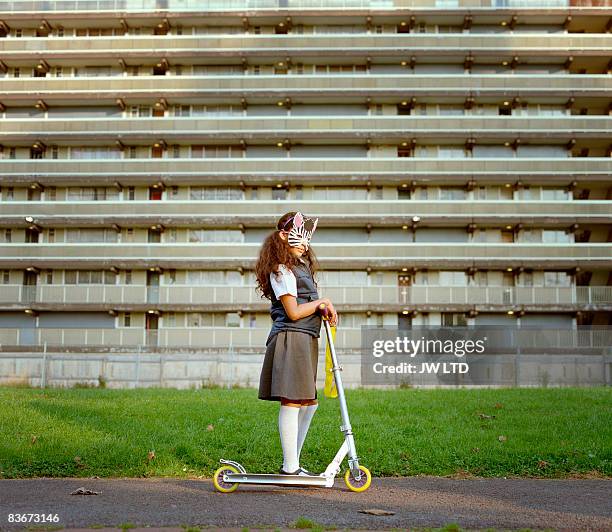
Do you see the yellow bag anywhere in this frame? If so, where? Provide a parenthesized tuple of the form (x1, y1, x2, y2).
(324, 325, 338, 398)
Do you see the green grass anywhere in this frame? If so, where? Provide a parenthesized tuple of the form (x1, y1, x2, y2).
(0, 387, 610, 479)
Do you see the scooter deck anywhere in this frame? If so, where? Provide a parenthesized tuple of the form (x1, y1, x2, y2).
(224, 472, 329, 487)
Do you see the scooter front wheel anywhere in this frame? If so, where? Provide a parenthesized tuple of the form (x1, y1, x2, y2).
(212, 464, 239, 493)
(344, 465, 372, 492)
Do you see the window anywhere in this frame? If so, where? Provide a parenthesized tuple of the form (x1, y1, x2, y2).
(187, 271, 242, 285)
(315, 64, 367, 75)
(71, 147, 121, 160)
(64, 270, 116, 284)
(130, 105, 152, 118)
(165, 312, 176, 327)
(542, 230, 571, 243)
(45, 270, 53, 284)
(124, 312, 131, 327)
(312, 187, 367, 200)
(172, 105, 190, 117)
(189, 230, 243, 243)
(542, 188, 569, 200)
(189, 187, 244, 200)
(192, 105, 243, 117)
(4, 229, 11, 243)
(439, 187, 466, 200)
(475, 186, 511, 201)
(369, 272, 384, 286)
(518, 271, 533, 287)
(439, 271, 468, 286)
(272, 188, 288, 200)
(67, 187, 119, 201)
(318, 271, 368, 286)
(544, 272, 571, 287)
(437, 146, 467, 159)
(125, 270, 132, 285)
(226, 312, 241, 327)
(517, 187, 540, 200)
(315, 25, 362, 34)
(188, 312, 213, 327)
(1, 270, 9, 284)
(65, 228, 118, 243)
(47, 228, 55, 243)
(75, 66, 112, 77)
(442, 312, 467, 327)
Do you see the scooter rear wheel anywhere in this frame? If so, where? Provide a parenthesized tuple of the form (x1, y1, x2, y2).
(212, 464, 239, 493)
(344, 465, 372, 492)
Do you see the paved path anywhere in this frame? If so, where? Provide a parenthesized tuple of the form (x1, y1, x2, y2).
(1, 477, 611, 531)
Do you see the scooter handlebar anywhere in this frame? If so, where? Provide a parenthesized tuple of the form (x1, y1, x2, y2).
(318, 302, 333, 321)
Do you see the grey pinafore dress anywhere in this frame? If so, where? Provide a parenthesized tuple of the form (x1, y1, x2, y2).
(258, 259, 322, 402)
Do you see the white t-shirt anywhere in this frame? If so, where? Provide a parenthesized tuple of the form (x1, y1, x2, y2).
(270, 264, 297, 299)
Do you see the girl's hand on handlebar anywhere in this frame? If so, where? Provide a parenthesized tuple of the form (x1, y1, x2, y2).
(320, 298, 338, 327)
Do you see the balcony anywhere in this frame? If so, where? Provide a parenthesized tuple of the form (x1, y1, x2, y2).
(0, 75, 609, 104)
(1, 116, 610, 143)
(1, 35, 610, 62)
(0, 1, 584, 15)
(1, 158, 611, 186)
(1, 242, 611, 269)
(1, 200, 611, 227)
(2, 284, 611, 311)
(1, 326, 611, 353)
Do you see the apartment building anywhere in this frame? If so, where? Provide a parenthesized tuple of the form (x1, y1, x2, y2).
(0, 0, 611, 383)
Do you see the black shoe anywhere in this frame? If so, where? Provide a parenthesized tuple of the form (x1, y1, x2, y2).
(279, 467, 316, 476)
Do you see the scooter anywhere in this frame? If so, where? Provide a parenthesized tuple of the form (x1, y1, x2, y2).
(213, 303, 371, 493)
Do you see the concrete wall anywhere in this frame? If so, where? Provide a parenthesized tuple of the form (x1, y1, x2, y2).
(0, 349, 609, 389)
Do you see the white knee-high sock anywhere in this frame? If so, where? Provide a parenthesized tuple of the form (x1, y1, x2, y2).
(278, 405, 300, 473)
(297, 404, 319, 461)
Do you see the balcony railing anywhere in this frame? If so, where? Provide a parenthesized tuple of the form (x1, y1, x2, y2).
(1, 326, 610, 351)
(2, 116, 610, 142)
(0, 75, 608, 101)
(2, 284, 611, 307)
(1, 200, 610, 225)
(1, 243, 611, 269)
(0, 1, 576, 14)
(2, 35, 610, 59)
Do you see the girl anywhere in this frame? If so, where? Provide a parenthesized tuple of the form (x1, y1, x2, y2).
(255, 211, 338, 476)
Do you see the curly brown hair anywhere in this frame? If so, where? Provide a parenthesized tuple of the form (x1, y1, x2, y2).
(255, 211, 320, 300)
